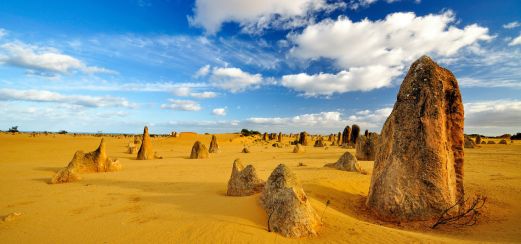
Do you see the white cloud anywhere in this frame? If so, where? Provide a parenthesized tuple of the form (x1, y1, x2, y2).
(281, 65, 401, 96)
(464, 100, 521, 133)
(171, 85, 218, 98)
(189, 0, 345, 34)
(209, 66, 263, 92)
(508, 34, 521, 46)
(212, 107, 227, 116)
(285, 11, 492, 95)
(190, 91, 218, 98)
(160, 99, 202, 111)
(0, 88, 135, 108)
(0, 41, 115, 75)
(194, 64, 211, 77)
(503, 21, 521, 29)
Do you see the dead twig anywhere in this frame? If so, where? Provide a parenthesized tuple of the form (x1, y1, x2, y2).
(431, 194, 487, 229)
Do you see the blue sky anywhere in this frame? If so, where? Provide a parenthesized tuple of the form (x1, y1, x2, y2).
(0, 0, 520, 135)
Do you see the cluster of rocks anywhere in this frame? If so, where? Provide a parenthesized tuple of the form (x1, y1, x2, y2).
(226, 161, 320, 237)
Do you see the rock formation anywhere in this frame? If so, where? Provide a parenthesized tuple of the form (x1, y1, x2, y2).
(499, 139, 508, 144)
(278, 132, 282, 142)
(226, 159, 265, 196)
(190, 141, 209, 159)
(293, 144, 305, 153)
(464, 135, 476, 148)
(487, 141, 495, 144)
(260, 164, 321, 237)
(137, 126, 155, 160)
(242, 147, 250, 153)
(263, 133, 268, 141)
(209, 135, 220, 153)
(324, 152, 361, 172)
(366, 55, 465, 221)
(314, 138, 325, 147)
(342, 126, 351, 145)
(337, 132, 341, 145)
(351, 124, 360, 145)
(51, 138, 121, 184)
(299, 132, 310, 146)
(355, 133, 379, 161)
(475, 135, 482, 144)
(127, 142, 137, 154)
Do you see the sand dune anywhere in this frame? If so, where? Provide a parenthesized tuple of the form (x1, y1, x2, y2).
(1, 133, 520, 243)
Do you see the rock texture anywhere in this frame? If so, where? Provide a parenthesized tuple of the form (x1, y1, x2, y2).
(209, 135, 220, 153)
(190, 141, 209, 159)
(324, 152, 361, 172)
(293, 144, 305, 153)
(137, 126, 155, 160)
(260, 164, 321, 238)
(355, 133, 379, 161)
(299, 132, 310, 146)
(366, 55, 465, 221)
(51, 138, 121, 184)
(226, 159, 265, 196)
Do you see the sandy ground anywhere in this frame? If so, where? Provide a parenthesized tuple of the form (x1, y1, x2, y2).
(1, 133, 520, 243)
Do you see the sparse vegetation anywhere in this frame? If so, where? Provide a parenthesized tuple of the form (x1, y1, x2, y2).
(57, 130, 68, 134)
(8, 126, 19, 133)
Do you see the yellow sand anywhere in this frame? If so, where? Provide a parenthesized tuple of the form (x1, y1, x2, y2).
(0, 133, 520, 243)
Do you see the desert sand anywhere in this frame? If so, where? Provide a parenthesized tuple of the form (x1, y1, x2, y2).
(1, 133, 521, 243)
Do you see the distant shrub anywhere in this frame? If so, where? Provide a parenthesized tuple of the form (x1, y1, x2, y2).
(240, 129, 260, 136)
(8, 126, 19, 133)
(58, 130, 68, 134)
(511, 133, 521, 140)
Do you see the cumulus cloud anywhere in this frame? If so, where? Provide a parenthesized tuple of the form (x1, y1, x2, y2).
(160, 99, 202, 111)
(282, 65, 401, 96)
(508, 34, 521, 46)
(212, 107, 227, 116)
(285, 11, 492, 95)
(189, 0, 345, 34)
(0, 88, 135, 108)
(503, 21, 520, 29)
(208, 66, 263, 92)
(171, 86, 218, 99)
(0, 41, 115, 75)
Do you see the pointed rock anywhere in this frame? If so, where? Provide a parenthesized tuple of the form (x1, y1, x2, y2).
(260, 164, 321, 237)
(137, 126, 155, 160)
(366, 55, 465, 221)
(209, 135, 220, 153)
(226, 159, 265, 196)
(324, 152, 361, 172)
(190, 141, 209, 159)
